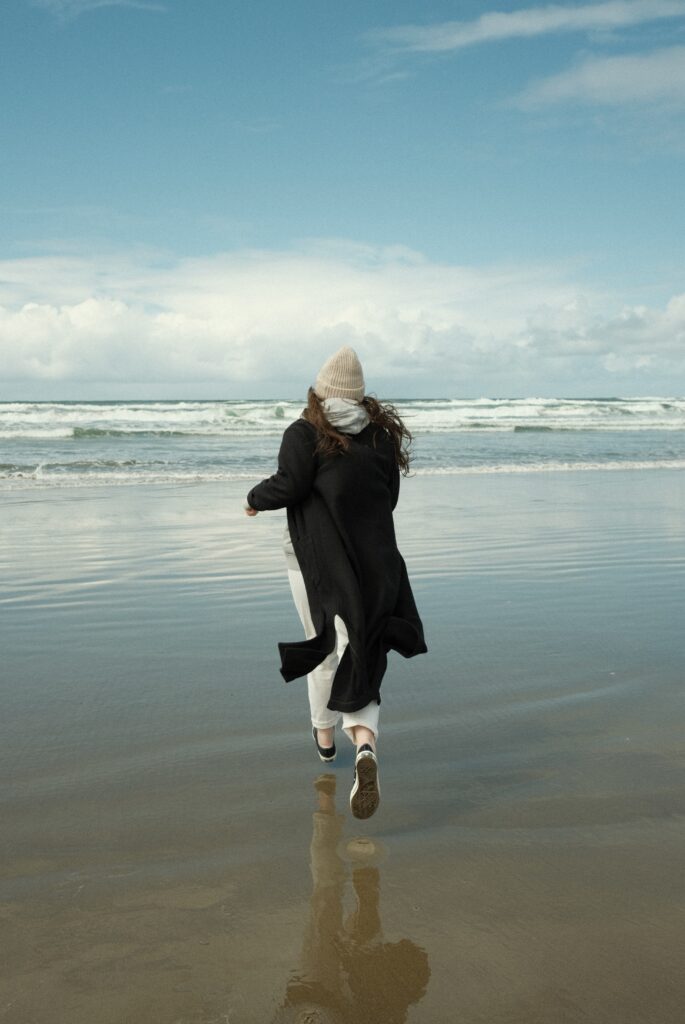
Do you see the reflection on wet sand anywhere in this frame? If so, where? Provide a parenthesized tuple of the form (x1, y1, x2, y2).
(273, 776, 430, 1024)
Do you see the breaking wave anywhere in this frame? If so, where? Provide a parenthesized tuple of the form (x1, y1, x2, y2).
(1, 397, 685, 440)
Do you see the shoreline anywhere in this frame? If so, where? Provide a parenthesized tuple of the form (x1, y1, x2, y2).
(2, 457, 685, 492)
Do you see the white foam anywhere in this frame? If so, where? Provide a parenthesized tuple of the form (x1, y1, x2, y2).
(0, 400, 305, 438)
(1, 397, 684, 438)
(413, 459, 685, 475)
(2, 458, 684, 491)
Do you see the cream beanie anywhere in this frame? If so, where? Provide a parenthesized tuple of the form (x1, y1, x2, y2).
(314, 346, 365, 402)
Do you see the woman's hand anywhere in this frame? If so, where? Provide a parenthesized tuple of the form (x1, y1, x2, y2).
(244, 506, 258, 517)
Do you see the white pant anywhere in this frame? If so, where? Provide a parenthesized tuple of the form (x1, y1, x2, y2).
(286, 567, 380, 744)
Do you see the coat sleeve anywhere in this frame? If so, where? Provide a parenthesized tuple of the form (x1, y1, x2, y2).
(247, 420, 317, 511)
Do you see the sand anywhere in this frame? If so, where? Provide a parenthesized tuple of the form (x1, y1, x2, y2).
(1, 470, 684, 1023)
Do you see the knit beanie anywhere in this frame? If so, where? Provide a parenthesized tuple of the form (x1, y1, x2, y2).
(314, 346, 365, 402)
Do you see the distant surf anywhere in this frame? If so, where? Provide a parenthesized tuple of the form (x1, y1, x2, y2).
(2, 396, 685, 439)
(1, 397, 684, 488)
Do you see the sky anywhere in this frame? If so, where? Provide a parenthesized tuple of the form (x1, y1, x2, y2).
(1, 0, 685, 399)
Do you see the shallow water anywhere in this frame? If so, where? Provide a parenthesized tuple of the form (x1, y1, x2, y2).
(1, 470, 684, 1022)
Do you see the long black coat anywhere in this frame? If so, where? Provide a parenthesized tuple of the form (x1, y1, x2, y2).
(247, 417, 427, 712)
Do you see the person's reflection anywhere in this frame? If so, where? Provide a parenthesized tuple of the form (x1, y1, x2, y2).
(273, 775, 430, 1024)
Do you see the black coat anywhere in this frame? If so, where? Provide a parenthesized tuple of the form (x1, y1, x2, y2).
(247, 418, 427, 712)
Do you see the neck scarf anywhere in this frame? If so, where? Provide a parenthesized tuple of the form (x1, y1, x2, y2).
(322, 397, 370, 435)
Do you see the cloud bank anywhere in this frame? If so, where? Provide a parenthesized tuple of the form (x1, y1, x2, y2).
(371, 1, 685, 53)
(1, 243, 683, 396)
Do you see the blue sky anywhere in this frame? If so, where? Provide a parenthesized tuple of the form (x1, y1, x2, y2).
(1, 0, 685, 398)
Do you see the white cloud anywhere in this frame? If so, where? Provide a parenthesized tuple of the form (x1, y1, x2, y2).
(513, 45, 685, 106)
(520, 295, 685, 375)
(1, 243, 683, 395)
(371, 1, 685, 53)
(33, 0, 165, 19)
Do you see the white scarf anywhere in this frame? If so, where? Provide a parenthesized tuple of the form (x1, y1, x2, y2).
(322, 397, 370, 435)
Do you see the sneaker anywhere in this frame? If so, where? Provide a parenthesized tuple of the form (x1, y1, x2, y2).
(312, 726, 336, 763)
(350, 744, 380, 819)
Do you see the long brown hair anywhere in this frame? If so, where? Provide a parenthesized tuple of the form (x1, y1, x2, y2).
(302, 388, 413, 475)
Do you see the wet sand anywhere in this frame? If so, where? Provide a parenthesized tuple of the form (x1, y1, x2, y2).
(2, 471, 685, 1023)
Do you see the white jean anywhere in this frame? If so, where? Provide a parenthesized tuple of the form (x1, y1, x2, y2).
(286, 566, 380, 744)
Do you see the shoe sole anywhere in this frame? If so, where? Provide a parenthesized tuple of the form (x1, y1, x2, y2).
(350, 754, 380, 819)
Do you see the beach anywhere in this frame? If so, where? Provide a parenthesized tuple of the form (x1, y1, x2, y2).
(6, 0, 685, 1011)
(2, 466, 684, 1023)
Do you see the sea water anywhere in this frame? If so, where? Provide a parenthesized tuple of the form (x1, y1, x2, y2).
(1, 396, 684, 488)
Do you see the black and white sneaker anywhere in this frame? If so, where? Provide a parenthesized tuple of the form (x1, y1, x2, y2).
(350, 744, 380, 819)
(312, 726, 336, 763)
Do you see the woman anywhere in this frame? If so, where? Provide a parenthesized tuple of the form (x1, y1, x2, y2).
(245, 346, 427, 819)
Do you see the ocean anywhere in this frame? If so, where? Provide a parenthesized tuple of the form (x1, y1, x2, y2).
(2, 396, 685, 489)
